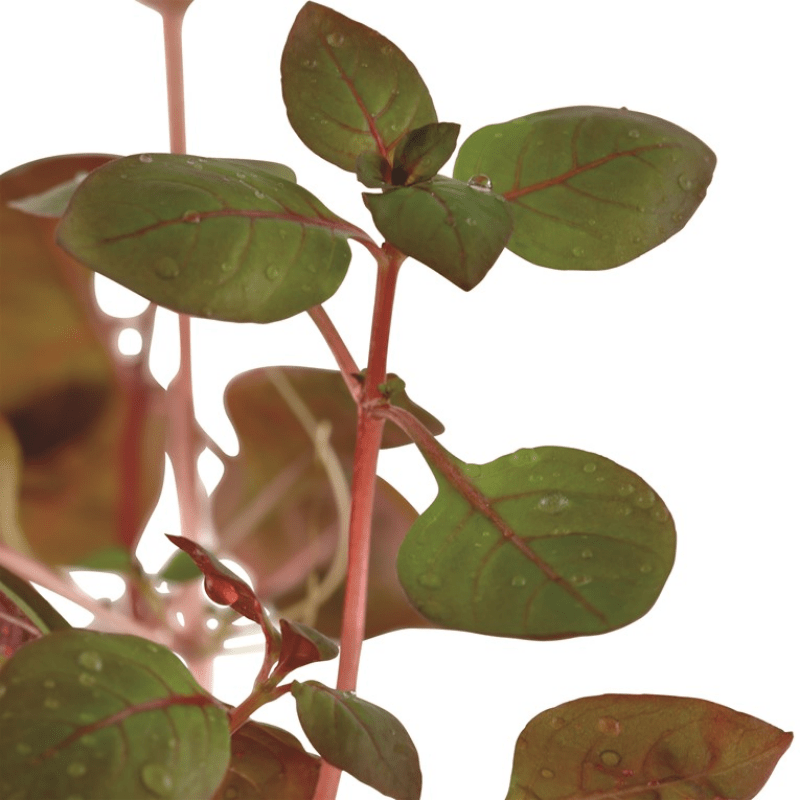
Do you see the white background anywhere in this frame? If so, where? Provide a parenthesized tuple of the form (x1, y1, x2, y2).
(2, 1, 798, 798)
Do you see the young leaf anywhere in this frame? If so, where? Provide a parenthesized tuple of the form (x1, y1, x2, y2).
(0, 630, 230, 800)
(453, 106, 716, 270)
(397, 446, 675, 638)
(506, 694, 792, 800)
(273, 619, 338, 678)
(390, 122, 461, 186)
(159, 549, 203, 583)
(212, 720, 320, 800)
(165, 534, 266, 627)
(1, 155, 165, 565)
(57, 154, 363, 323)
(281, 2, 437, 172)
(292, 680, 422, 800)
(363, 176, 513, 290)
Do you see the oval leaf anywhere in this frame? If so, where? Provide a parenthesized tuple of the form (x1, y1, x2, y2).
(57, 154, 359, 323)
(506, 694, 792, 800)
(391, 122, 461, 186)
(364, 176, 513, 290)
(213, 721, 320, 800)
(397, 446, 675, 638)
(453, 106, 716, 270)
(281, 2, 437, 172)
(274, 619, 338, 678)
(292, 680, 421, 800)
(0, 630, 230, 800)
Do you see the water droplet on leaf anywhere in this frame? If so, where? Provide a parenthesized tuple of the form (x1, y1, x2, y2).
(511, 575, 526, 588)
(266, 266, 280, 280)
(538, 492, 570, 514)
(138, 154, 153, 163)
(326, 32, 345, 47)
(43, 679, 56, 689)
(570, 574, 592, 586)
(467, 174, 493, 191)
(540, 768, 555, 778)
(633, 489, 655, 509)
(583, 462, 597, 473)
(597, 716, 621, 736)
(677, 173, 694, 191)
(581, 548, 593, 559)
(141, 763, 174, 797)
(627, 128, 640, 138)
(67, 762, 87, 778)
(600, 749, 621, 766)
(550, 716, 566, 729)
(77, 651, 103, 672)
(618, 483, 635, 496)
(572, 246, 585, 257)
(254, 190, 265, 199)
(465, 217, 477, 226)
(640, 563, 653, 574)
(78, 672, 97, 687)
(381, 44, 393, 55)
(220, 262, 234, 273)
(181, 210, 201, 224)
(44, 697, 60, 709)
(651, 505, 668, 522)
(418, 573, 442, 589)
(154, 257, 180, 280)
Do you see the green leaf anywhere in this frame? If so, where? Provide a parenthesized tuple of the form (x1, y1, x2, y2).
(57, 154, 361, 323)
(391, 122, 460, 186)
(212, 721, 320, 800)
(281, 2, 437, 173)
(363, 176, 513, 290)
(159, 549, 203, 583)
(0, 629, 230, 800)
(7, 170, 90, 218)
(73, 546, 135, 573)
(397, 445, 675, 639)
(292, 680, 421, 800)
(356, 152, 391, 188)
(505, 694, 792, 800)
(453, 106, 716, 270)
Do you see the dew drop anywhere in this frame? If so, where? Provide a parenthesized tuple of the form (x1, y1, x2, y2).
(80, 734, 96, 747)
(481, 530, 492, 538)
(651, 506, 668, 522)
(672, 211, 684, 223)
(181, 210, 201, 224)
(570, 574, 592, 586)
(582, 462, 597, 473)
(141, 763, 174, 797)
(465, 217, 478, 226)
(581, 548, 594, 559)
(254, 190, 265, 199)
(597, 716, 621, 736)
(266, 266, 280, 280)
(511, 575, 527, 588)
(633, 489, 655, 509)
(588, 218, 597, 226)
(78, 672, 97, 687)
(627, 128, 641, 139)
(677, 173, 694, 191)
(538, 492, 570, 514)
(550, 716, 566, 729)
(540, 768, 555, 779)
(600, 749, 621, 767)
(146, 643, 160, 653)
(632, 235, 642, 243)
(67, 762, 87, 778)
(44, 697, 60, 709)
(301, 58, 317, 68)
(154, 257, 180, 280)
(138, 154, 153, 163)
(16, 742, 32, 755)
(467, 174, 493, 191)
(381, 44, 393, 55)
(326, 32, 345, 47)
(639, 563, 653, 574)
(235, 172, 247, 179)
(418, 573, 442, 590)
(572, 246, 585, 257)
(43, 679, 56, 689)
(618, 483, 635, 496)
(78, 651, 103, 671)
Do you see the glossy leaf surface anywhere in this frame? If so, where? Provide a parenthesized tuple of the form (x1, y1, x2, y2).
(212, 367, 436, 638)
(506, 694, 792, 800)
(281, 2, 437, 172)
(274, 619, 338, 677)
(292, 680, 421, 800)
(1, 155, 165, 565)
(57, 154, 359, 323)
(397, 446, 675, 638)
(453, 106, 715, 270)
(364, 176, 513, 290)
(0, 630, 230, 800)
(212, 721, 319, 800)
(391, 122, 461, 186)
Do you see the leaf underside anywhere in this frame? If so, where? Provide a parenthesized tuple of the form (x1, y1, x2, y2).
(0, 630, 230, 800)
(57, 154, 356, 323)
(397, 446, 675, 639)
(453, 106, 716, 270)
(506, 694, 792, 800)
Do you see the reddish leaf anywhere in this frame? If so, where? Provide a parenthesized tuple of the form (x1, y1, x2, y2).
(165, 534, 265, 627)
(506, 694, 792, 800)
(274, 619, 338, 678)
(212, 720, 320, 800)
(0, 155, 166, 565)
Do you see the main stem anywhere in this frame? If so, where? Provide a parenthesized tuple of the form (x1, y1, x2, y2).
(313, 246, 403, 800)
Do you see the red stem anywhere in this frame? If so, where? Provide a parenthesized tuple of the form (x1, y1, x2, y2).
(307, 305, 362, 401)
(313, 246, 404, 800)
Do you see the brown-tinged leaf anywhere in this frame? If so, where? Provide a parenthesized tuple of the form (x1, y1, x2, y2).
(0, 156, 166, 565)
(212, 720, 320, 800)
(212, 367, 435, 638)
(274, 619, 338, 678)
(506, 694, 792, 800)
